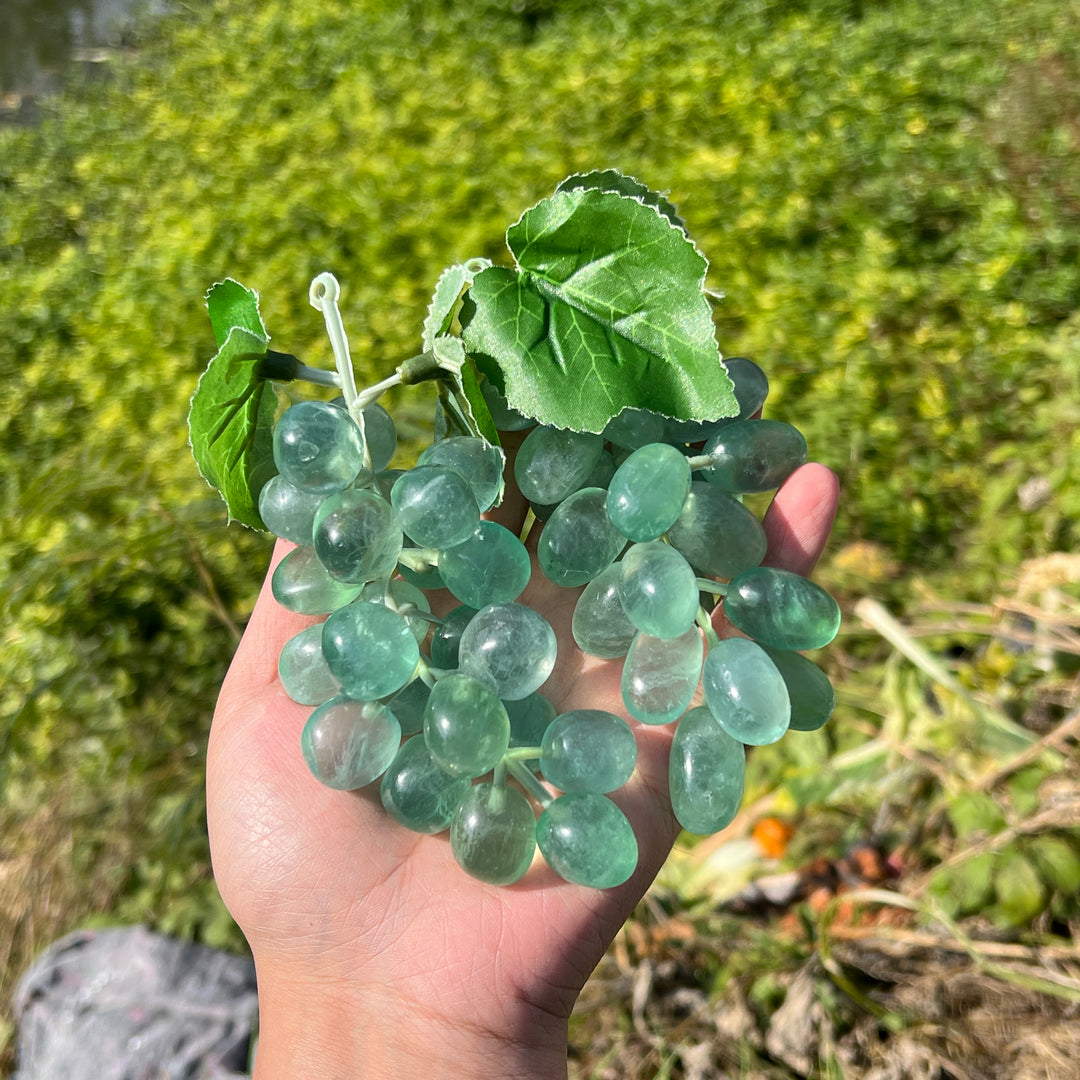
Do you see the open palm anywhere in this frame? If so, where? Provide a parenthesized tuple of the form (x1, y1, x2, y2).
(206, 454, 838, 1078)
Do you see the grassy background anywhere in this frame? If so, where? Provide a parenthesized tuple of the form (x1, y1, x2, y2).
(2, 0, 1078, 1074)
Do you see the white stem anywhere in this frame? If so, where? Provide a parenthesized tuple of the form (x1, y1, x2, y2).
(309, 272, 359, 413)
(355, 371, 403, 411)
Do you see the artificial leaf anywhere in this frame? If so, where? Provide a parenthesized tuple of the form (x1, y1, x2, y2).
(555, 169, 687, 233)
(206, 278, 268, 348)
(189, 281, 277, 529)
(422, 260, 490, 352)
(461, 184, 736, 433)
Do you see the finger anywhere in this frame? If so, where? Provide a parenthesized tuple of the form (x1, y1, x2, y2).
(761, 462, 839, 576)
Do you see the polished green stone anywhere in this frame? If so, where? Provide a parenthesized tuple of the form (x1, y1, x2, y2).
(538, 487, 626, 587)
(380, 735, 471, 834)
(669, 706, 745, 835)
(312, 488, 402, 584)
(390, 465, 479, 549)
(458, 603, 557, 701)
(300, 697, 401, 790)
(514, 426, 604, 504)
(360, 578, 432, 644)
(506, 693, 557, 753)
(572, 563, 638, 659)
(759, 646, 836, 732)
(618, 542, 700, 639)
(451, 783, 537, 885)
(724, 566, 841, 651)
(271, 545, 364, 615)
(438, 521, 531, 609)
(665, 482, 767, 580)
(607, 442, 692, 542)
(274, 400, 365, 494)
(702, 638, 790, 745)
(321, 601, 420, 700)
(621, 627, 704, 725)
(423, 673, 510, 777)
(384, 677, 430, 737)
(540, 710, 637, 794)
(428, 604, 479, 669)
(536, 793, 638, 889)
(418, 436, 504, 512)
(602, 407, 666, 450)
(278, 623, 340, 705)
(701, 419, 807, 493)
(258, 474, 326, 545)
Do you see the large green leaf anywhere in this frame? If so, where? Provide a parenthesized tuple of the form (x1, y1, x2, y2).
(460, 183, 736, 433)
(188, 280, 277, 529)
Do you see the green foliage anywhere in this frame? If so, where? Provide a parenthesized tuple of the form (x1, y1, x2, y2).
(462, 178, 736, 432)
(1, 0, 1078, 983)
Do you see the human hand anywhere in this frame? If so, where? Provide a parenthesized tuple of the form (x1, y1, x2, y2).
(206, 443, 838, 1080)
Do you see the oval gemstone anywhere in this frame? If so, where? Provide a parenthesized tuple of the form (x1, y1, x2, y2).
(423, 673, 510, 778)
(702, 638, 790, 745)
(618, 541, 699, 639)
(665, 482, 767, 581)
(536, 793, 638, 889)
(537, 487, 626, 587)
(321, 601, 420, 700)
(438, 521, 531, 609)
(271, 545, 364, 614)
(724, 566, 841, 651)
(312, 489, 402, 583)
(621, 627, 704, 725)
(451, 783, 537, 885)
(301, 697, 401, 790)
(458, 603, 557, 701)
(606, 442, 692, 542)
(514, 426, 604, 504)
(278, 623, 340, 705)
(669, 706, 745, 835)
(700, 418, 807, 493)
(540, 710, 637, 794)
(380, 735, 471, 834)
(572, 563, 638, 659)
(759, 646, 836, 732)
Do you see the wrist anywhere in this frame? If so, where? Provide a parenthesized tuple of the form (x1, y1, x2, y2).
(251, 961, 569, 1080)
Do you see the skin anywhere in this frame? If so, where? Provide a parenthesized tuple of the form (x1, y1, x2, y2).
(207, 445, 839, 1080)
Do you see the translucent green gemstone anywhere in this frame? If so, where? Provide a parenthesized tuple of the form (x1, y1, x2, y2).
(278, 623, 340, 705)
(428, 604, 478, 669)
(274, 400, 365, 494)
(514, 426, 604, 504)
(602, 407, 666, 450)
(700, 419, 807, 493)
(537, 487, 626, 587)
(380, 735, 471, 834)
(384, 677, 429, 736)
(506, 693, 556, 753)
(479, 378, 535, 432)
(666, 482, 767, 580)
(621, 627, 703, 725)
(271, 545, 364, 614)
(322, 601, 420, 700)
(312, 489, 402, 583)
(301, 697, 401, 790)
(669, 706, 745, 835)
(759, 646, 835, 732)
(536, 793, 638, 888)
(618, 541, 699, 639)
(258, 474, 326, 544)
(584, 449, 616, 490)
(418, 436, 504, 512)
(607, 442, 692, 542)
(572, 563, 637, 659)
(458, 603, 557, 701)
(724, 566, 841, 651)
(390, 465, 479, 549)
(423, 673, 510, 777)
(702, 638, 790, 745)
(438, 521, 531, 609)
(451, 783, 537, 885)
(540, 710, 636, 794)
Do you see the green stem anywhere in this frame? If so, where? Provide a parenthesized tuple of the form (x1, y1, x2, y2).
(506, 758, 552, 808)
(696, 605, 721, 650)
(685, 453, 715, 470)
(397, 547, 440, 572)
(503, 745, 543, 762)
(696, 577, 726, 596)
(354, 370, 403, 410)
